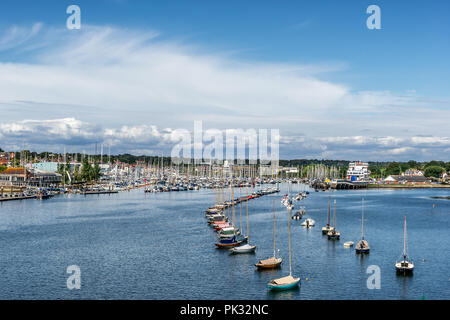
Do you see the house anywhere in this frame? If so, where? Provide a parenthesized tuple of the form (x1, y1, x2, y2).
(0, 167, 62, 187)
(0, 167, 29, 186)
(442, 172, 449, 182)
(0, 152, 12, 166)
(384, 175, 430, 184)
(404, 168, 424, 176)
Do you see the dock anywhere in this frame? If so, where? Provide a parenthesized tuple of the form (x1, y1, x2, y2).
(82, 190, 119, 195)
(0, 195, 37, 202)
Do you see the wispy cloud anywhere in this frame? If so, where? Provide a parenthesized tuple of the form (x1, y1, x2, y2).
(0, 23, 448, 160)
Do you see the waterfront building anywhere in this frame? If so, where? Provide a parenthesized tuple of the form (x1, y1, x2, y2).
(32, 162, 82, 173)
(0, 167, 62, 187)
(384, 175, 429, 184)
(0, 167, 28, 186)
(347, 162, 370, 181)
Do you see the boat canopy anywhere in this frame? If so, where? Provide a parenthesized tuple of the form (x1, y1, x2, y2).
(271, 275, 297, 285)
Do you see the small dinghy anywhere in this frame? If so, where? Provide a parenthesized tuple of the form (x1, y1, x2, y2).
(230, 243, 256, 254)
(301, 218, 315, 227)
(292, 211, 303, 220)
(344, 241, 354, 247)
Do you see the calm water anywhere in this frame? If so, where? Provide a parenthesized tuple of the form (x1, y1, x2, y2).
(0, 184, 448, 300)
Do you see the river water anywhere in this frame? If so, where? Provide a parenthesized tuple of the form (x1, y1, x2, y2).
(0, 184, 448, 299)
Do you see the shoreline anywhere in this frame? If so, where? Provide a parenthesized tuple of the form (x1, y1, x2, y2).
(368, 184, 450, 189)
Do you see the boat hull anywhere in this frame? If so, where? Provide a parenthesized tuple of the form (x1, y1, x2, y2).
(255, 258, 282, 269)
(230, 244, 256, 254)
(267, 278, 300, 291)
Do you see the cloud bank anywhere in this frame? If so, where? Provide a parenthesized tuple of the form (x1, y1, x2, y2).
(0, 23, 448, 160)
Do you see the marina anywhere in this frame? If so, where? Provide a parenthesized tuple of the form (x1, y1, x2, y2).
(0, 182, 448, 299)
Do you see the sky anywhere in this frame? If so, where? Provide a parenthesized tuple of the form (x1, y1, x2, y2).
(0, 0, 449, 161)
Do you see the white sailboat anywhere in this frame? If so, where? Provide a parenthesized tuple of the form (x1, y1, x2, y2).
(327, 199, 340, 240)
(267, 206, 300, 290)
(355, 198, 370, 254)
(230, 187, 256, 254)
(301, 218, 315, 228)
(395, 215, 414, 274)
(322, 197, 334, 234)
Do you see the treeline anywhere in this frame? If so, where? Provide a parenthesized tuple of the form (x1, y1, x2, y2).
(57, 158, 102, 183)
(369, 160, 450, 179)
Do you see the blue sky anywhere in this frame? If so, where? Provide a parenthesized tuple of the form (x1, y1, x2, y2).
(0, 0, 449, 160)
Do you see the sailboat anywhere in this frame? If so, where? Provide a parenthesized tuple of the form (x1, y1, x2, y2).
(216, 185, 244, 248)
(395, 215, 414, 274)
(230, 194, 256, 254)
(322, 197, 334, 234)
(327, 199, 340, 240)
(255, 199, 282, 269)
(356, 198, 370, 254)
(267, 206, 300, 290)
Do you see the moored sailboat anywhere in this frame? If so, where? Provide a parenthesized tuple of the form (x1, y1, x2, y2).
(231, 193, 256, 254)
(267, 206, 300, 290)
(356, 198, 370, 254)
(395, 215, 414, 275)
(322, 197, 334, 235)
(255, 199, 282, 269)
(327, 200, 340, 240)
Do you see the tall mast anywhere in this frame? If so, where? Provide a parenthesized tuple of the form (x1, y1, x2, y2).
(231, 184, 235, 234)
(327, 197, 331, 226)
(403, 215, 407, 260)
(239, 188, 243, 233)
(333, 199, 336, 228)
(288, 206, 293, 276)
(361, 198, 365, 240)
(273, 199, 276, 257)
(247, 190, 250, 244)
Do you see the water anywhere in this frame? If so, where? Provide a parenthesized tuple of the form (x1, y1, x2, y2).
(0, 184, 448, 300)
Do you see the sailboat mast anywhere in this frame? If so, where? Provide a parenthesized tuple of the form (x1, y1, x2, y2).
(362, 198, 365, 240)
(403, 215, 407, 259)
(273, 199, 276, 257)
(247, 191, 250, 244)
(333, 199, 336, 228)
(240, 188, 243, 232)
(328, 197, 331, 225)
(232, 184, 235, 234)
(288, 206, 292, 276)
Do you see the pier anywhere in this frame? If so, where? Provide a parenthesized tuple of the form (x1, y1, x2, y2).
(330, 179, 369, 190)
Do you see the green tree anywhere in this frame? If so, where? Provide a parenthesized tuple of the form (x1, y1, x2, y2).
(81, 158, 92, 181)
(425, 160, 445, 168)
(385, 162, 402, 176)
(424, 166, 445, 178)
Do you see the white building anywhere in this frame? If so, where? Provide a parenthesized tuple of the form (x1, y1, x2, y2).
(347, 161, 370, 181)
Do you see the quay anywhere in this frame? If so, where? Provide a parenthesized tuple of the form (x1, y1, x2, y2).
(0, 195, 37, 202)
(82, 190, 119, 195)
(329, 179, 368, 190)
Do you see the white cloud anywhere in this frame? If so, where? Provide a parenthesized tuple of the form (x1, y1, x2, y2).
(0, 24, 448, 159)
